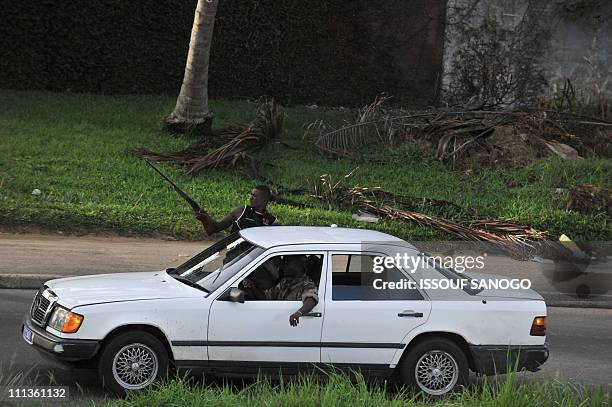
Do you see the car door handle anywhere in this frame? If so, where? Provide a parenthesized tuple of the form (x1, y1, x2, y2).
(303, 312, 322, 317)
(398, 310, 423, 318)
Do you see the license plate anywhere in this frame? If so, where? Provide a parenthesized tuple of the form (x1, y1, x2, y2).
(23, 326, 34, 344)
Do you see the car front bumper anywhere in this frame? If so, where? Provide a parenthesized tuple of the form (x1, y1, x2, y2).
(22, 315, 100, 362)
(469, 344, 549, 375)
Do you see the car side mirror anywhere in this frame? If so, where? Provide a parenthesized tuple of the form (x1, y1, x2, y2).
(221, 287, 246, 303)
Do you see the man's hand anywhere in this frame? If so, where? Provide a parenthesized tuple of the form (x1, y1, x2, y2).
(242, 278, 255, 288)
(289, 297, 317, 327)
(195, 209, 209, 222)
(289, 311, 303, 327)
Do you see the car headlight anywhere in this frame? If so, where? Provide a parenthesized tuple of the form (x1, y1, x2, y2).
(48, 306, 84, 333)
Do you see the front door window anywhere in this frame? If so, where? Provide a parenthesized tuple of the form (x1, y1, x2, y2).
(207, 252, 326, 364)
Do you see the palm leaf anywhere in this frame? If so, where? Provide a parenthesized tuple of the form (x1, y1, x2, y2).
(314, 120, 386, 157)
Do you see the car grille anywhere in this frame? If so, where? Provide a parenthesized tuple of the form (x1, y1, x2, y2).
(30, 288, 56, 327)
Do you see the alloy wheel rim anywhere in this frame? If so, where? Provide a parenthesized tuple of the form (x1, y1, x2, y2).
(414, 350, 459, 395)
(112, 343, 159, 390)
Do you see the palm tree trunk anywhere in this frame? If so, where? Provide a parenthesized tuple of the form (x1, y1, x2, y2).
(165, 0, 219, 135)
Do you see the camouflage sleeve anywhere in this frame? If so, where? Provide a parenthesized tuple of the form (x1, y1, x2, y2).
(264, 285, 279, 301)
(300, 281, 319, 304)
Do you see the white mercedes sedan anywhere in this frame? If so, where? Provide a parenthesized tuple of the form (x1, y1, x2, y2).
(22, 226, 548, 396)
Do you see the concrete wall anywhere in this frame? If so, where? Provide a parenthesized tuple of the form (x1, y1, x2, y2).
(443, 0, 612, 103)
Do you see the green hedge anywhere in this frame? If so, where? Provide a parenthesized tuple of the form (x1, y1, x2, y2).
(0, 0, 446, 106)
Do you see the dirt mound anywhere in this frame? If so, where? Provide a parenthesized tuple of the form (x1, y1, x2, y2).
(307, 102, 612, 167)
(568, 184, 612, 216)
(466, 126, 548, 167)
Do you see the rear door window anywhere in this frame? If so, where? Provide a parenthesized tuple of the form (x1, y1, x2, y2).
(331, 254, 423, 301)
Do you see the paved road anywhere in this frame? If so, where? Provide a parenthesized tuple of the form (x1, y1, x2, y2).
(1, 289, 610, 402)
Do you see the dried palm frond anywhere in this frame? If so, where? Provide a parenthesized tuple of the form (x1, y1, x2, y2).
(309, 173, 548, 248)
(468, 219, 548, 241)
(313, 121, 386, 157)
(132, 98, 284, 174)
(256, 97, 284, 140)
(187, 124, 261, 174)
(340, 185, 501, 241)
(435, 126, 494, 160)
(357, 94, 394, 122)
(307, 94, 404, 158)
(357, 201, 499, 241)
(131, 127, 242, 164)
(308, 102, 612, 163)
(131, 146, 203, 165)
(337, 185, 471, 215)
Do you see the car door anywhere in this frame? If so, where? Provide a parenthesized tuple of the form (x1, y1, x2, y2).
(321, 252, 431, 366)
(207, 252, 327, 365)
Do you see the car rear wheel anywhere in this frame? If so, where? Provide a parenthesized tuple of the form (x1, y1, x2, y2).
(399, 338, 468, 396)
(98, 331, 169, 396)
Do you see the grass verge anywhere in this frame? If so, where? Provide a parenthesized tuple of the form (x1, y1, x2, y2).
(92, 372, 609, 407)
(0, 90, 610, 241)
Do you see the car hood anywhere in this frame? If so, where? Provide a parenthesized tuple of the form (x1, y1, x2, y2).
(464, 271, 544, 301)
(45, 271, 205, 309)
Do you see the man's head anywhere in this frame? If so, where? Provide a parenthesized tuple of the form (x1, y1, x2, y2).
(249, 185, 272, 210)
(282, 255, 308, 278)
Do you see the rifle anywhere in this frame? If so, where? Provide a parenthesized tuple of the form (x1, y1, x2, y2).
(144, 160, 202, 214)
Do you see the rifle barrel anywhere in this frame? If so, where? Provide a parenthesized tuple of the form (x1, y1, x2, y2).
(145, 160, 181, 190)
(144, 159, 202, 212)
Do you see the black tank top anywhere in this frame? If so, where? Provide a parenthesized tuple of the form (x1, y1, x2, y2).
(231, 205, 276, 233)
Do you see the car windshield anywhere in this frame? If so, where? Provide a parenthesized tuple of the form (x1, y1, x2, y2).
(169, 233, 265, 293)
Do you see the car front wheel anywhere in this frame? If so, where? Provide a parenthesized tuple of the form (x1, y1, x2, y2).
(98, 331, 169, 396)
(399, 338, 468, 396)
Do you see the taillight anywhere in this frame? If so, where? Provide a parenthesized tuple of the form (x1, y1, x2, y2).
(530, 316, 547, 336)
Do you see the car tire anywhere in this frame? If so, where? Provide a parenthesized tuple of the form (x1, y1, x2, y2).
(97, 331, 169, 396)
(399, 338, 468, 396)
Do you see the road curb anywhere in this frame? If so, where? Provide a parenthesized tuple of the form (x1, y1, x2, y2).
(0, 274, 71, 290)
(538, 292, 612, 309)
(2, 274, 611, 309)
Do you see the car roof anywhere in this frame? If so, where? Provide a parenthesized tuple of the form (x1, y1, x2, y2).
(240, 226, 404, 249)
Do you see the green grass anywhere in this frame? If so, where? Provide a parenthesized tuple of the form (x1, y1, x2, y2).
(0, 90, 610, 241)
(89, 372, 609, 407)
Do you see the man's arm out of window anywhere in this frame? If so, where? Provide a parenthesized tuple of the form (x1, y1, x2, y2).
(196, 206, 242, 235)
